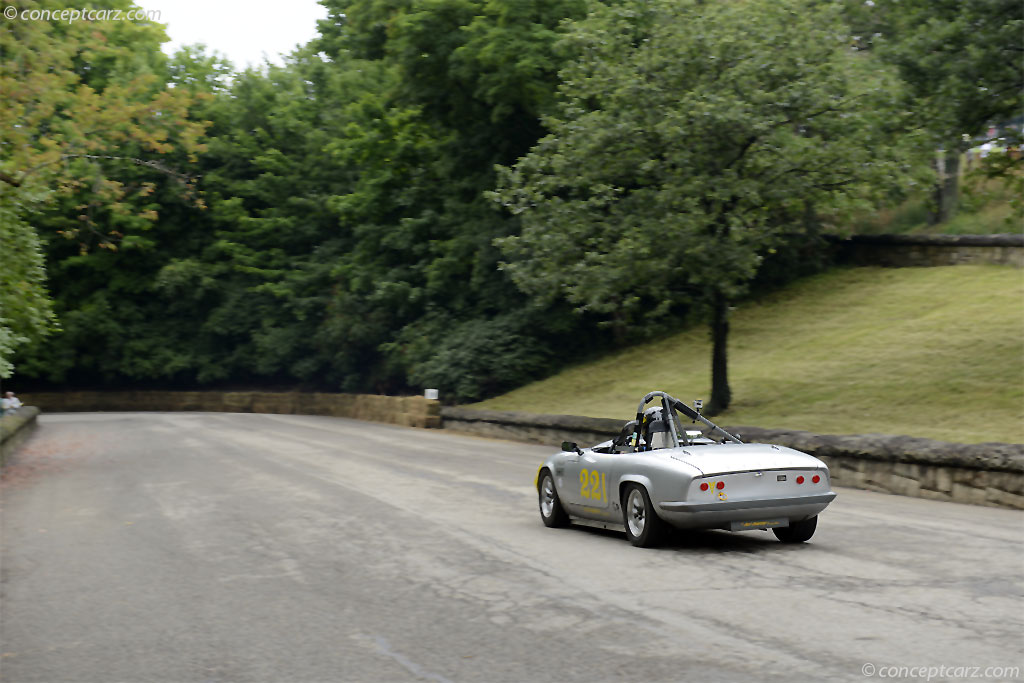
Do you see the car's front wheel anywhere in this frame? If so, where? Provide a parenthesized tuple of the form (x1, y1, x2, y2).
(622, 484, 665, 548)
(773, 515, 818, 543)
(538, 470, 569, 528)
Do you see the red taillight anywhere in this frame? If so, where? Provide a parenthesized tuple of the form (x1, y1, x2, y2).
(796, 476, 805, 484)
(700, 482, 709, 491)
(812, 475, 821, 484)
(716, 481, 725, 490)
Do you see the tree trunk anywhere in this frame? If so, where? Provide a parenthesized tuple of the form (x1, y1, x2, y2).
(705, 290, 731, 416)
(929, 148, 961, 225)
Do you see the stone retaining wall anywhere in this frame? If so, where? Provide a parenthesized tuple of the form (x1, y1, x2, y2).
(441, 407, 1024, 510)
(0, 406, 41, 467)
(21, 391, 442, 429)
(831, 233, 1024, 268)
(442, 407, 624, 448)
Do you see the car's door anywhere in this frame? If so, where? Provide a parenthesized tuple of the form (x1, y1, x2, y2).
(561, 449, 615, 514)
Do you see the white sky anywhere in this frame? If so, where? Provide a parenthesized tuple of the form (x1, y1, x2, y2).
(138, 0, 329, 70)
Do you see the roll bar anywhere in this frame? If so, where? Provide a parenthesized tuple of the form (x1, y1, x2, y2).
(634, 390, 743, 447)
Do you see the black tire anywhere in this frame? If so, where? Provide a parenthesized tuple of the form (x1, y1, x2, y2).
(773, 515, 818, 543)
(538, 470, 569, 528)
(622, 483, 666, 547)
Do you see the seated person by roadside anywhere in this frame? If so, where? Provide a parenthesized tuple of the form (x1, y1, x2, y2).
(2, 391, 22, 415)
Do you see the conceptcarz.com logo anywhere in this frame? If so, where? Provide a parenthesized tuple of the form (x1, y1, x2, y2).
(3, 6, 162, 22)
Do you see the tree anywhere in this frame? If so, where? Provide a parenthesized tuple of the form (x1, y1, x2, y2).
(493, 0, 913, 414)
(0, 0, 208, 377)
(306, 0, 593, 397)
(0, 187, 56, 378)
(845, 0, 1024, 224)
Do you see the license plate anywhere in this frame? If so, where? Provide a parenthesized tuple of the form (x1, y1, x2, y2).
(731, 519, 786, 531)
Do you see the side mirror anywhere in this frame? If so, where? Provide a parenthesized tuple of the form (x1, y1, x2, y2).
(561, 441, 582, 454)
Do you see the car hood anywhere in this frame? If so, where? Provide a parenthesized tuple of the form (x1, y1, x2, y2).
(667, 443, 826, 476)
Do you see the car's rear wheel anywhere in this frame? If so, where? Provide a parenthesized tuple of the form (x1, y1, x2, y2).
(622, 484, 665, 548)
(538, 470, 569, 528)
(773, 515, 817, 543)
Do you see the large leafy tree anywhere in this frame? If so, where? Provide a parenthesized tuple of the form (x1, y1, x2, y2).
(15, 45, 229, 386)
(14, 0, 595, 397)
(0, 188, 54, 378)
(0, 0, 207, 378)
(305, 0, 592, 398)
(493, 0, 914, 414)
(168, 51, 452, 388)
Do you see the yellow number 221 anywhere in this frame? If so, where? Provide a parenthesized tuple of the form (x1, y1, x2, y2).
(579, 468, 608, 504)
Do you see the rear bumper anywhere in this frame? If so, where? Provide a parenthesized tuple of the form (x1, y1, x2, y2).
(657, 492, 836, 530)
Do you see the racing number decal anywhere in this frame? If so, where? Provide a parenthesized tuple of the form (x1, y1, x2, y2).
(578, 469, 608, 504)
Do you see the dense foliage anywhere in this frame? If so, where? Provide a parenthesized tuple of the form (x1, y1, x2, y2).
(492, 0, 918, 412)
(843, 0, 1024, 223)
(3, 0, 1020, 406)
(0, 0, 207, 377)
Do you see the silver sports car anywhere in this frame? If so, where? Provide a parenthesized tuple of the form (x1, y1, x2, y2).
(535, 391, 836, 547)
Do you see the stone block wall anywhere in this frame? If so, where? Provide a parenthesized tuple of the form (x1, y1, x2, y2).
(20, 391, 442, 429)
(734, 426, 1024, 510)
(440, 407, 1024, 510)
(831, 233, 1024, 268)
(440, 406, 624, 448)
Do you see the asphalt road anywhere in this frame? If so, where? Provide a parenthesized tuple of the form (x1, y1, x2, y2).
(1, 413, 1022, 683)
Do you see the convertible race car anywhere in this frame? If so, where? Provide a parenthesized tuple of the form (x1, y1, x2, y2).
(535, 391, 836, 547)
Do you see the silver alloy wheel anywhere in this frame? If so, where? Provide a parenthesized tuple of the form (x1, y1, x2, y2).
(626, 488, 646, 537)
(540, 475, 557, 518)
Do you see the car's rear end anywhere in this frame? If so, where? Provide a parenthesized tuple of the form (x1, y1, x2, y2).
(655, 443, 837, 532)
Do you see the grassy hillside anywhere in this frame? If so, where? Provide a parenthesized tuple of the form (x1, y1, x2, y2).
(472, 266, 1024, 444)
(851, 177, 1019, 235)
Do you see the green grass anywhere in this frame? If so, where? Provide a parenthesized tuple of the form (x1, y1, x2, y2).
(473, 266, 1024, 444)
(852, 174, 1020, 236)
